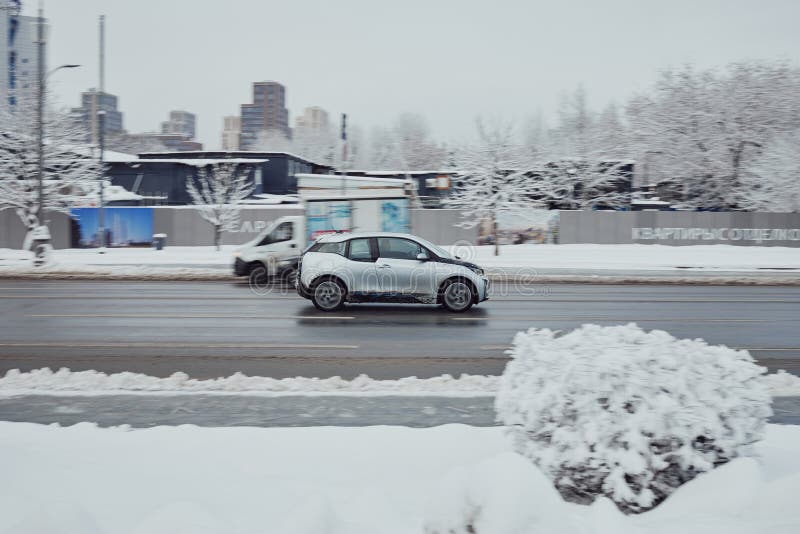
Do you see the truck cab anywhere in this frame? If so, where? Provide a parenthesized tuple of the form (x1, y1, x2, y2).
(233, 215, 306, 283)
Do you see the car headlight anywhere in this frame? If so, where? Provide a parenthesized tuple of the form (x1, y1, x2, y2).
(469, 265, 484, 276)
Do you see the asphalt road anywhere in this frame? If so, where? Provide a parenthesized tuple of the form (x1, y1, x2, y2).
(0, 279, 798, 379)
(1, 395, 798, 427)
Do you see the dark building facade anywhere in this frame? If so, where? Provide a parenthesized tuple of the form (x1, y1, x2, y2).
(106, 151, 331, 205)
(239, 81, 290, 149)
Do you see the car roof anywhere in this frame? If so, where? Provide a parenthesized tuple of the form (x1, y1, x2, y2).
(316, 232, 422, 243)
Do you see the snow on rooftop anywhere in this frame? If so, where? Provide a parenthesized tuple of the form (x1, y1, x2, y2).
(129, 158, 268, 166)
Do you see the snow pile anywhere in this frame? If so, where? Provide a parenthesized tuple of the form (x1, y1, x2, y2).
(764, 370, 800, 396)
(0, 368, 499, 397)
(495, 323, 772, 514)
(0, 264, 233, 280)
(2, 422, 799, 534)
(2, 366, 799, 397)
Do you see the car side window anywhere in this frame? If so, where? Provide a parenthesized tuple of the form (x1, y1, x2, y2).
(377, 238, 425, 260)
(347, 238, 374, 262)
(315, 241, 345, 255)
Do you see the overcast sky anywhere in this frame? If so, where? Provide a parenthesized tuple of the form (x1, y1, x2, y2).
(25, 0, 800, 149)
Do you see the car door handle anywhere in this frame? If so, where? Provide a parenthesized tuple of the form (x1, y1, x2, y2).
(377, 264, 392, 269)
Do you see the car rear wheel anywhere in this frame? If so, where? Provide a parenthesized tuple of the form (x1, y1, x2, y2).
(312, 280, 346, 311)
(441, 279, 473, 313)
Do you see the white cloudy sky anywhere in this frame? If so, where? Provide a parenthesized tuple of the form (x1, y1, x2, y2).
(26, 0, 800, 149)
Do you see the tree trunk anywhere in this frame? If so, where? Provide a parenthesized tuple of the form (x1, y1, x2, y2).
(492, 211, 499, 256)
(214, 225, 221, 251)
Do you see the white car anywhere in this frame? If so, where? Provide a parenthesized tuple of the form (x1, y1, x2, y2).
(296, 232, 489, 312)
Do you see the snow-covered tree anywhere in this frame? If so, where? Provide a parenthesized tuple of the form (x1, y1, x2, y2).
(739, 130, 800, 211)
(626, 62, 800, 209)
(445, 118, 536, 255)
(186, 162, 254, 250)
(392, 113, 446, 171)
(292, 125, 338, 167)
(365, 114, 446, 172)
(496, 323, 771, 514)
(252, 129, 293, 153)
(368, 125, 404, 170)
(105, 132, 167, 155)
(0, 94, 101, 256)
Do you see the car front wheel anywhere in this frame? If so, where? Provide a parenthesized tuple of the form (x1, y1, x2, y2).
(312, 279, 346, 311)
(441, 279, 473, 312)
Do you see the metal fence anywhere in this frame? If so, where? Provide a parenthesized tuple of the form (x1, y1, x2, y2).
(2, 208, 799, 249)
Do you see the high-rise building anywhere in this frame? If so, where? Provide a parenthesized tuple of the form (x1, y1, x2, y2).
(0, 8, 43, 114)
(221, 115, 240, 151)
(295, 106, 329, 132)
(70, 89, 125, 143)
(239, 81, 289, 149)
(161, 110, 196, 138)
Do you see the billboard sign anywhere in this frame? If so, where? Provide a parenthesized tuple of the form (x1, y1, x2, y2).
(71, 207, 154, 248)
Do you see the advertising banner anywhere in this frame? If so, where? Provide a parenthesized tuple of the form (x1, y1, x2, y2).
(71, 208, 154, 248)
(380, 199, 410, 233)
(306, 201, 352, 240)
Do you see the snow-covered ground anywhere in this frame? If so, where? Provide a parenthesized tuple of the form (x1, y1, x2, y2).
(1, 421, 798, 534)
(461, 243, 800, 271)
(2, 367, 799, 397)
(1, 243, 799, 272)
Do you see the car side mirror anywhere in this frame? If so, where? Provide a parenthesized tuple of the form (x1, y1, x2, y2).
(416, 252, 428, 261)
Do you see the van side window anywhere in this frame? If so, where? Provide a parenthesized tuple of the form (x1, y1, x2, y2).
(258, 222, 293, 246)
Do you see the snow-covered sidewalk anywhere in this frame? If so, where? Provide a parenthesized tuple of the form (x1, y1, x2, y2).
(2, 367, 799, 397)
(1, 243, 798, 282)
(1, 421, 799, 533)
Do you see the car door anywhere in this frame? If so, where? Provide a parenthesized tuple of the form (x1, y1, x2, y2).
(344, 237, 381, 294)
(375, 237, 437, 297)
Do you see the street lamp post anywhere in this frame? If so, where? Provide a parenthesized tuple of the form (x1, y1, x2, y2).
(34, 6, 80, 264)
(98, 109, 106, 250)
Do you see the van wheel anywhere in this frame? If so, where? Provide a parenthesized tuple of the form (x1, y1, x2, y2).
(248, 263, 268, 285)
(312, 279, 346, 311)
(441, 279, 474, 313)
(282, 267, 298, 287)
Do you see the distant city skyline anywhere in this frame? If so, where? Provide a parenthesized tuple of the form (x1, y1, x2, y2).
(20, 0, 800, 150)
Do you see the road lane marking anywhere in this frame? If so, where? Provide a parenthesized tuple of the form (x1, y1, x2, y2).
(480, 345, 800, 351)
(453, 317, 777, 323)
(0, 295, 299, 300)
(0, 342, 359, 349)
(26, 314, 355, 320)
(488, 298, 800, 303)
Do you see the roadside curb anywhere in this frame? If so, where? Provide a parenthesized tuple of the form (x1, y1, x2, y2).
(490, 274, 800, 286)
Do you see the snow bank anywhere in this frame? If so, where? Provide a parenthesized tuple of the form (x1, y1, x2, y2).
(1, 366, 798, 397)
(496, 323, 772, 513)
(0, 368, 499, 397)
(1, 422, 799, 534)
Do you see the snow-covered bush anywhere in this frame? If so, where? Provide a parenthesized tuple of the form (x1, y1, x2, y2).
(495, 323, 771, 514)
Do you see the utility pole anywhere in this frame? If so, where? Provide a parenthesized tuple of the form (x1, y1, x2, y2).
(340, 113, 347, 195)
(35, 6, 44, 228)
(97, 15, 106, 251)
